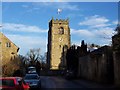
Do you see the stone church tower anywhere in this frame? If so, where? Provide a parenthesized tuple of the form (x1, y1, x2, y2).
(47, 18, 71, 70)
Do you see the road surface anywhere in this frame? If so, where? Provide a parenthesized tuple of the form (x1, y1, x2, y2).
(41, 76, 84, 89)
(40, 76, 116, 89)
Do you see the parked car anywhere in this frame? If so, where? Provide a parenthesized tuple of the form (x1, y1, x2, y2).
(24, 74, 41, 89)
(27, 66, 37, 74)
(0, 77, 30, 90)
(65, 70, 75, 80)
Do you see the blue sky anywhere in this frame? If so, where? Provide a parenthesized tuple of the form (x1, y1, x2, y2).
(2, 2, 119, 56)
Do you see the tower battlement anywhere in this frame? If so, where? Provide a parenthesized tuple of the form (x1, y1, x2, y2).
(49, 18, 69, 24)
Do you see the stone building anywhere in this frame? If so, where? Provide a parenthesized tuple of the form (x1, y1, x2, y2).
(0, 32, 19, 67)
(66, 40, 114, 83)
(65, 40, 88, 76)
(78, 45, 114, 84)
(112, 25, 120, 86)
(47, 18, 71, 70)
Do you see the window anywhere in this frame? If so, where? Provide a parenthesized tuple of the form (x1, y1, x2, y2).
(6, 42, 11, 47)
(59, 27, 64, 34)
(59, 45, 61, 48)
(2, 79, 15, 87)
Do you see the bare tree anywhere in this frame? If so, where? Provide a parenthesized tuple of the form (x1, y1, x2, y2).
(115, 25, 120, 35)
(26, 48, 41, 66)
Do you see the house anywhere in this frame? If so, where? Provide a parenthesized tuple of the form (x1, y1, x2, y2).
(0, 32, 19, 67)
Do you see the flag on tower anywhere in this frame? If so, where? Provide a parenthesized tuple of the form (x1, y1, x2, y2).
(57, 8, 62, 14)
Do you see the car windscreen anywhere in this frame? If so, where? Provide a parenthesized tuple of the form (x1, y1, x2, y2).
(1, 79, 15, 87)
(25, 75, 39, 80)
(29, 68, 36, 70)
(28, 67, 36, 71)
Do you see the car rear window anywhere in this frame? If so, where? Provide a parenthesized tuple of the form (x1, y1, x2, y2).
(1, 79, 15, 87)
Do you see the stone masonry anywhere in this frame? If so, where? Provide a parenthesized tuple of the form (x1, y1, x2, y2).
(47, 18, 71, 70)
(0, 32, 19, 69)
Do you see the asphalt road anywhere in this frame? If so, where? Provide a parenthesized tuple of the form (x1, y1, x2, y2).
(40, 76, 87, 89)
(39, 76, 118, 90)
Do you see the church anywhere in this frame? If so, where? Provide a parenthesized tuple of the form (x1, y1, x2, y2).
(47, 18, 71, 70)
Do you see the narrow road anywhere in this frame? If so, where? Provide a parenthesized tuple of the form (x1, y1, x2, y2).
(41, 76, 84, 89)
(40, 76, 117, 89)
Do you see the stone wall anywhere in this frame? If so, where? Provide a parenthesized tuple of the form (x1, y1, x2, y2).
(112, 34, 120, 86)
(0, 32, 19, 76)
(0, 32, 19, 66)
(78, 46, 114, 84)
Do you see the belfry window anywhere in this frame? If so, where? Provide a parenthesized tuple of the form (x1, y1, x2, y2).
(59, 27, 64, 34)
(59, 45, 61, 48)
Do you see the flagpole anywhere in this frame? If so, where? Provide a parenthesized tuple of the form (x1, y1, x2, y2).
(57, 8, 62, 19)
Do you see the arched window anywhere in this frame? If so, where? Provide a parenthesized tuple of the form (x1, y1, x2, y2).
(59, 27, 64, 34)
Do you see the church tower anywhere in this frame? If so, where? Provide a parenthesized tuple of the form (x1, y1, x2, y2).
(47, 18, 71, 70)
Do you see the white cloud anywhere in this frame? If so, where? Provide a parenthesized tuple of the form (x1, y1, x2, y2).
(21, 4, 41, 13)
(94, 27, 115, 38)
(79, 15, 110, 28)
(5, 34, 47, 55)
(71, 27, 114, 46)
(71, 27, 114, 38)
(71, 28, 94, 37)
(77, 15, 116, 38)
(57, 2, 79, 11)
(72, 15, 117, 46)
(3, 23, 48, 55)
(66, 13, 83, 18)
(3, 23, 47, 33)
(24, 2, 79, 11)
(112, 20, 118, 25)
